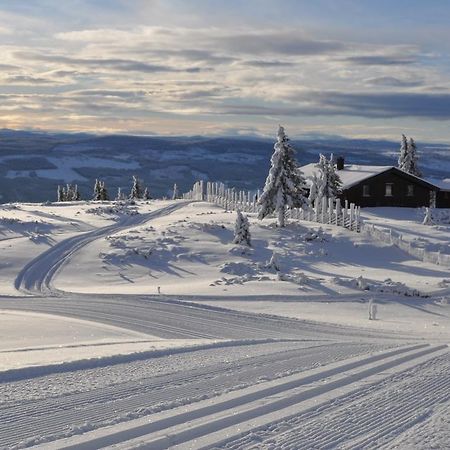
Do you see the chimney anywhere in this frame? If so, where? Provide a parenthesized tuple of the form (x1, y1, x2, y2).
(336, 156, 345, 170)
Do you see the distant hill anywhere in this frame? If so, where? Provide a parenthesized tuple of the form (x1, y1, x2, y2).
(0, 129, 448, 203)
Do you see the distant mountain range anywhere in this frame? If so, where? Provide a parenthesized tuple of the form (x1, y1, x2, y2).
(0, 129, 448, 203)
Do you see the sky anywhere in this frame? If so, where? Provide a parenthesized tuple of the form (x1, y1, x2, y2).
(1, 0, 450, 141)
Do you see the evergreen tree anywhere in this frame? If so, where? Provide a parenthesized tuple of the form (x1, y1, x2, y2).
(258, 125, 309, 227)
(73, 184, 81, 201)
(407, 138, 422, 177)
(233, 210, 251, 246)
(99, 181, 109, 201)
(130, 175, 142, 199)
(398, 134, 408, 172)
(172, 183, 180, 200)
(308, 172, 320, 205)
(57, 185, 65, 202)
(143, 187, 151, 200)
(317, 153, 342, 199)
(93, 179, 102, 200)
(115, 187, 126, 201)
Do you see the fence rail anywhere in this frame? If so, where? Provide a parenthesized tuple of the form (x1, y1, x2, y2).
(362, 222, 450, 268)
(183, 180, 361, 232)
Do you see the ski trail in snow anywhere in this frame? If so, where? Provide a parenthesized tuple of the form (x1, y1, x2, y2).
(14, 202, 188, 296)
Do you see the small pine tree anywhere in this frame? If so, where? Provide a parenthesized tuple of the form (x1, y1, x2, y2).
(233, 210, 251, 246)
(93, 179, 102, 200)
(408, 138, 421, 177)
(143, 187, 151, 200)
(73, 184, 81, 201)
(172, 183, 180, 200)
(258, 125, 309, 227)
(308, 172, 320, 205)
(115, 187, 126, 201)
(99, 181, 109, 201)
(398, 134, 408, 172)
(130, 175, 142, 199)
(57, 185, 65, 202)
(317, 153, 342, 199)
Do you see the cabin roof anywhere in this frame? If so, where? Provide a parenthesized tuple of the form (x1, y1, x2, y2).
(300, 163, 393, 189)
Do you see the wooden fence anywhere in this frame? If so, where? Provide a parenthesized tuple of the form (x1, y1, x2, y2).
(183, 181, 361, 232)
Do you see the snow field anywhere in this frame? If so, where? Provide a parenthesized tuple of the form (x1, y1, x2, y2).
(49, 201, 450, 298)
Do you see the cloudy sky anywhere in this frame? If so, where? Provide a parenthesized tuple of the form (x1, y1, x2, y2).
(1, 0, 450, 140)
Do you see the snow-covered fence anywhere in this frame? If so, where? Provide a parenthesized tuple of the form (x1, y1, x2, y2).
(183, 181, 361, 232)
(286, 197, 361, 232)
(183, 180, 205, 201)
(362, 223, 450, 268)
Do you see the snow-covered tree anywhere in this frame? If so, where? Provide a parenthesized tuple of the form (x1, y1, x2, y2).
(143, 187, 151, 200)
(233, 210, 251, 246)
(398, 134, 408, 171)
(172, 183, 180, 200)
(258, 125, 309, 227)
(423, 207, 434, 225)
(73, 184, 81, 201)
(57, 185, 65, 202)
(115, 187, 126, 201)
(308, 172, 321, 205)
(93, 179, 102, 200)
(130, 175, 143, 200)
(317, 153, 342, 199)
(398, 135, 422, 177)
(407, 138, 421, 177)
(99, 181, 109, 201)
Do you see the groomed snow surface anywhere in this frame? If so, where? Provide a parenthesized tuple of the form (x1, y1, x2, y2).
(0, 199, 449, 449)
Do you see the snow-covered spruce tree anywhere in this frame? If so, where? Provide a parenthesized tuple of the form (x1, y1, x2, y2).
(73, 184, 81, 201)
(93, 179, 102, 201)
(317, 153, 341, 199)
(99, 181, 109, 201)
(143, 187, 151, 200)
(57, 185, 65, 202)
(233, 210, 251, 246)
(258, 125, 309, 227)
(130, 175, 142, 200)
(172, 183, 180, 200)
(308, 172, 321, 205)
(398, 134, 408, 172)
(407, 138, 421, 177)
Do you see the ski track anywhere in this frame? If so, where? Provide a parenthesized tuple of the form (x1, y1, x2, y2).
(0, 342, 391, 448)
(1, 201, 448, 448)
(14, 202, 187, 295)
(216, 352, 450, 450)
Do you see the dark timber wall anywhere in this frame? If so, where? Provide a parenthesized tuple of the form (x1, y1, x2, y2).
(339, 168, 436, 208)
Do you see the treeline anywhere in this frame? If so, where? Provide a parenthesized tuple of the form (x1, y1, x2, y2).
(57, 176, 181, 202)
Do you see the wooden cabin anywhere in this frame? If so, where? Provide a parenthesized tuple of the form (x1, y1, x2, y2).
(301, 158, 448, 208)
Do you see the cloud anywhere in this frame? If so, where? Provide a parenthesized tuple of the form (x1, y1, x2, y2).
(341, 55, 416, 66)
(15, 52, 204, 74)
(215, 31, 345, 55)
(365, 76, 424, 88)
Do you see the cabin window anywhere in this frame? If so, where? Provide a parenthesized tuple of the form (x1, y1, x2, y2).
(385, 183, 393, 197)
(407, 185, 414, 196)
(362, 185, 370, 197)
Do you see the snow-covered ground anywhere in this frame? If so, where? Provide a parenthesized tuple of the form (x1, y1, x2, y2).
(0, 199, 449, 448)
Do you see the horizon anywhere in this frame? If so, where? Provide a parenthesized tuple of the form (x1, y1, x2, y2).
(1, 1, 450, 142)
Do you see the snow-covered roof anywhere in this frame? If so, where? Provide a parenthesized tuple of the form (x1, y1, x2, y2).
(300, 163, 394, 190)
